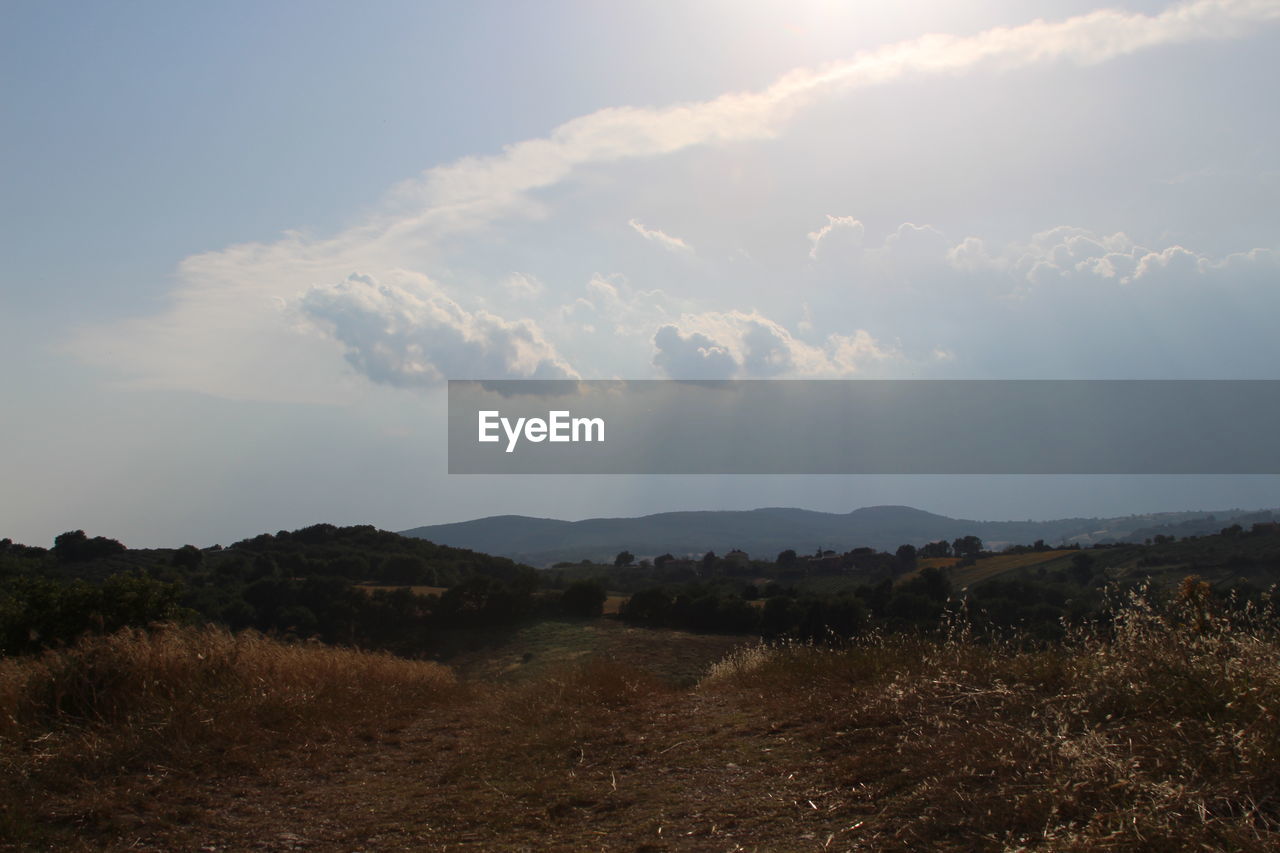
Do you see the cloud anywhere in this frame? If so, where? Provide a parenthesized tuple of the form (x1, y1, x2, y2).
(69, 1, 1280, 399)
(503, 272, 545, 298)
(809, 219, 1279, 297)
(651, 325, 739, 379)
(944, 225, 1280, 290)
(557, 274, 679, 335)
(390, 0, 1280, 226)
(300, 273, 575, 386)
(652, 311, 894, 379)
(629, 219, 693, 254)
(808, 219, 960, 289)
(808, 215, 865, 260)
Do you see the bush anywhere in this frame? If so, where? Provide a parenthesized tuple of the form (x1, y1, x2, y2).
(0, 573, 187, 654)
(51, 530, 127, 563)
(561, 579, 607, 618)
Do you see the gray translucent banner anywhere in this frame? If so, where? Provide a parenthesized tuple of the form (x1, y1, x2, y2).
(447, 380, 1280, 474)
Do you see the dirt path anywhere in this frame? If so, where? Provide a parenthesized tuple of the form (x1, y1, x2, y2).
(92, 684, 898, 852)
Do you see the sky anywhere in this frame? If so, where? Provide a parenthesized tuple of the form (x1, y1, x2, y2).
(3, 0, 1280, 548)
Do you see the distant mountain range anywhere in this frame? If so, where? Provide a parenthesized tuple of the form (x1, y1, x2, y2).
(401, 505, 1279, 566)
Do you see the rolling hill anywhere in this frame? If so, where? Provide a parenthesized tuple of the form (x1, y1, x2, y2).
(401, 505, 1277, 566)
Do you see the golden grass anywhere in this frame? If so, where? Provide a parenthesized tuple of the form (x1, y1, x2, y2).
(950, 548, 1076, 586)
(0, 625, 454, 789)
(696, 585, 1280, 849)
(902, 550, 1073, 587)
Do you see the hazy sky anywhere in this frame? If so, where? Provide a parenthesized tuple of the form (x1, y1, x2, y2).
(4, 0, 1280, 547)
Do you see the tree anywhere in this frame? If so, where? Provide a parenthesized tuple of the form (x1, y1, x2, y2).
(919, 540, 951, 559)
(952, 535, 983, 558)
(701, 551, 717, 571)
(171, 544, 203, 570)
(382, 554, 427, 584)
(277, 604, 319, 636)
(776, 549, 798, 567)
(614, 550, 635, 567)
(858, 577, 894, 617)
(761, 595, 803, 636)
(561, 579, 607, 618)
(621, 588, 672, 624)
(894, 544, 917, 572)
(52, 530, 89, 560)
(887, 591, 943, 626)
(53, 530, 126, 562)
(440, 576, 530, 626)
(903, 566, 951, 603)
(1069, 552, 1095, 585)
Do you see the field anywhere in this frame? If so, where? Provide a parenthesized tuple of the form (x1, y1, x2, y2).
(4, 587, 1280, 851)
(434, 617, 749, 686)
(948, 550, 1077, 587)
(904, 550, 1075, 588)
(359, 587, 629, 617)
(357, 584, 451, 596)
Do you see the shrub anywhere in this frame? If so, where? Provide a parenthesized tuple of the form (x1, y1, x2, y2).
(560, 579, 607, 618)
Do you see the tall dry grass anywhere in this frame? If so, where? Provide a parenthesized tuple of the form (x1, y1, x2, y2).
(699, 581, 1280, 849)
(0, 624, 455, 786)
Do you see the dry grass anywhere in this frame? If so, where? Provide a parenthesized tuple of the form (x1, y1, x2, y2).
(902, 550, 1073, 587)
(0, 624, 454, 846)
(951, 549, 1076, 586)
(697, 584, 1280, 850)
(4, 585, 1279, 850)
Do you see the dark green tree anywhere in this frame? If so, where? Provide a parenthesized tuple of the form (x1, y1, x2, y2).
(171, 544, 203, 570)
(621, 588, 673, 624)
(561, 579, 607, 618)
(1069, 552, 1095, 585)
(919, 540, 951, 559)
(952, 535, 983, 558)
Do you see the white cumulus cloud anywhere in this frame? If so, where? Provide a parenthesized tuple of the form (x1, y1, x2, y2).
(300, 273, 575, 386)
(652, 311, 894, 379)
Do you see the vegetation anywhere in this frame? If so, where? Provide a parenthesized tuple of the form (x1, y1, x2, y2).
(1, 525, 538, 658)
(6, 521, 1280, 660)
(2, 519, 1280, 848)
(1, 578, 1278, 849)
(0, 624, 454, 847)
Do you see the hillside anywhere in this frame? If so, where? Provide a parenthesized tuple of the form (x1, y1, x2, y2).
(0, 524, 538, 658)
(401, 505, 1278, 565)
(7, 516, 1280, 848)
(5, 596, 1279, 851)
